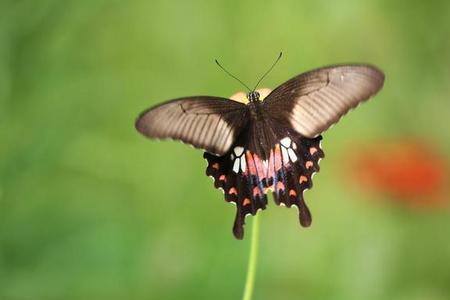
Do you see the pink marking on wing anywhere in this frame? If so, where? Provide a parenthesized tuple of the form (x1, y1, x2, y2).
(229, 187, 238, 195)
(305, 161, 314, 169)
(274, 144, 282, 171)
(276, 181, 285, 191)
(246, 151, 257, 176)
(289, 189, 297, 197)
(219, 175, 227, 182)
(212, 162, 220, 170)
(253, 186, 262, 197)
(309, 147, 318, 155)
(253, 154, 266, 180)
(243, 198, 251, 206)
(268, 149, 274, 178)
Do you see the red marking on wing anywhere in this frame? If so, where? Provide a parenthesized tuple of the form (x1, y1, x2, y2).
(219, 175, 227, 182)
(253, 153, 266, 180)
(246, 151, 257, 176)
(289, 189, 297, 197)
(212, 163, 220, 170)
(309, 147, 318, 155)
(229, 187, 238, 195)
(276, 181, 285, 191)
(243, 198, 251, 206)
(253, 187, 262, 197)
(299, 176, 308, 183)
(268, 149, 274, 177)
(305, 161, 313, 169)
(274, 144, 282, 171)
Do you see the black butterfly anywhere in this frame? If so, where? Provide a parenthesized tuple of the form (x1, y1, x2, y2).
(135, 63, 384, 239)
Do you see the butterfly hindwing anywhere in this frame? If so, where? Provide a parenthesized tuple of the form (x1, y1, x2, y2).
(268, 134, 324, 227)
(205, 148, 268, 239)
(136, 96, 249, 156)
(205, 131, 324, 239)
(263, 64, 384, 138)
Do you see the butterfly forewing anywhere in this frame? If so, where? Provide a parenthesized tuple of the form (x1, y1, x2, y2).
(263, 65, 384, 138)
(136, 96, 249, 156)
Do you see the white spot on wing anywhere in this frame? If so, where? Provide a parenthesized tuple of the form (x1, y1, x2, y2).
(240, 156, 247, 173)
(287, 148, 298, 162)
(280, 137, 292, 148)
(233, 158, 240, 173)
(234, 146, 244, 156)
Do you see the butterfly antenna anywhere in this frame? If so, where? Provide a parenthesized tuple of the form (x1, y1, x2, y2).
(215, 59, 252, 92)
(252, 52, 283, 91)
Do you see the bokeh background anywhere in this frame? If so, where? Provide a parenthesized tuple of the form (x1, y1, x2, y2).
(1, 1, 449, 299)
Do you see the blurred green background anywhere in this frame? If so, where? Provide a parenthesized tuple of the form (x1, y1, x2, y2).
(1, 0, 449, 299)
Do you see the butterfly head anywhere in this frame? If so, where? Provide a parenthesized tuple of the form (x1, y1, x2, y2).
(247, 91, 260, 102)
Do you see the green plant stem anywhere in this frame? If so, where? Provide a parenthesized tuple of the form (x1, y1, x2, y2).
(242, 214, 260, 300)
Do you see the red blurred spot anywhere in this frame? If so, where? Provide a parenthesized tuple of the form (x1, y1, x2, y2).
(346, 139, 449, 207)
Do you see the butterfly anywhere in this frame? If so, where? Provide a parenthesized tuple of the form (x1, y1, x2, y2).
(135, 62, 384, 239)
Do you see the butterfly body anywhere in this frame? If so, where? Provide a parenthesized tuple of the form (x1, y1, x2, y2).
(245, 105, 277, 160)
(136, 64, 384, 239)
